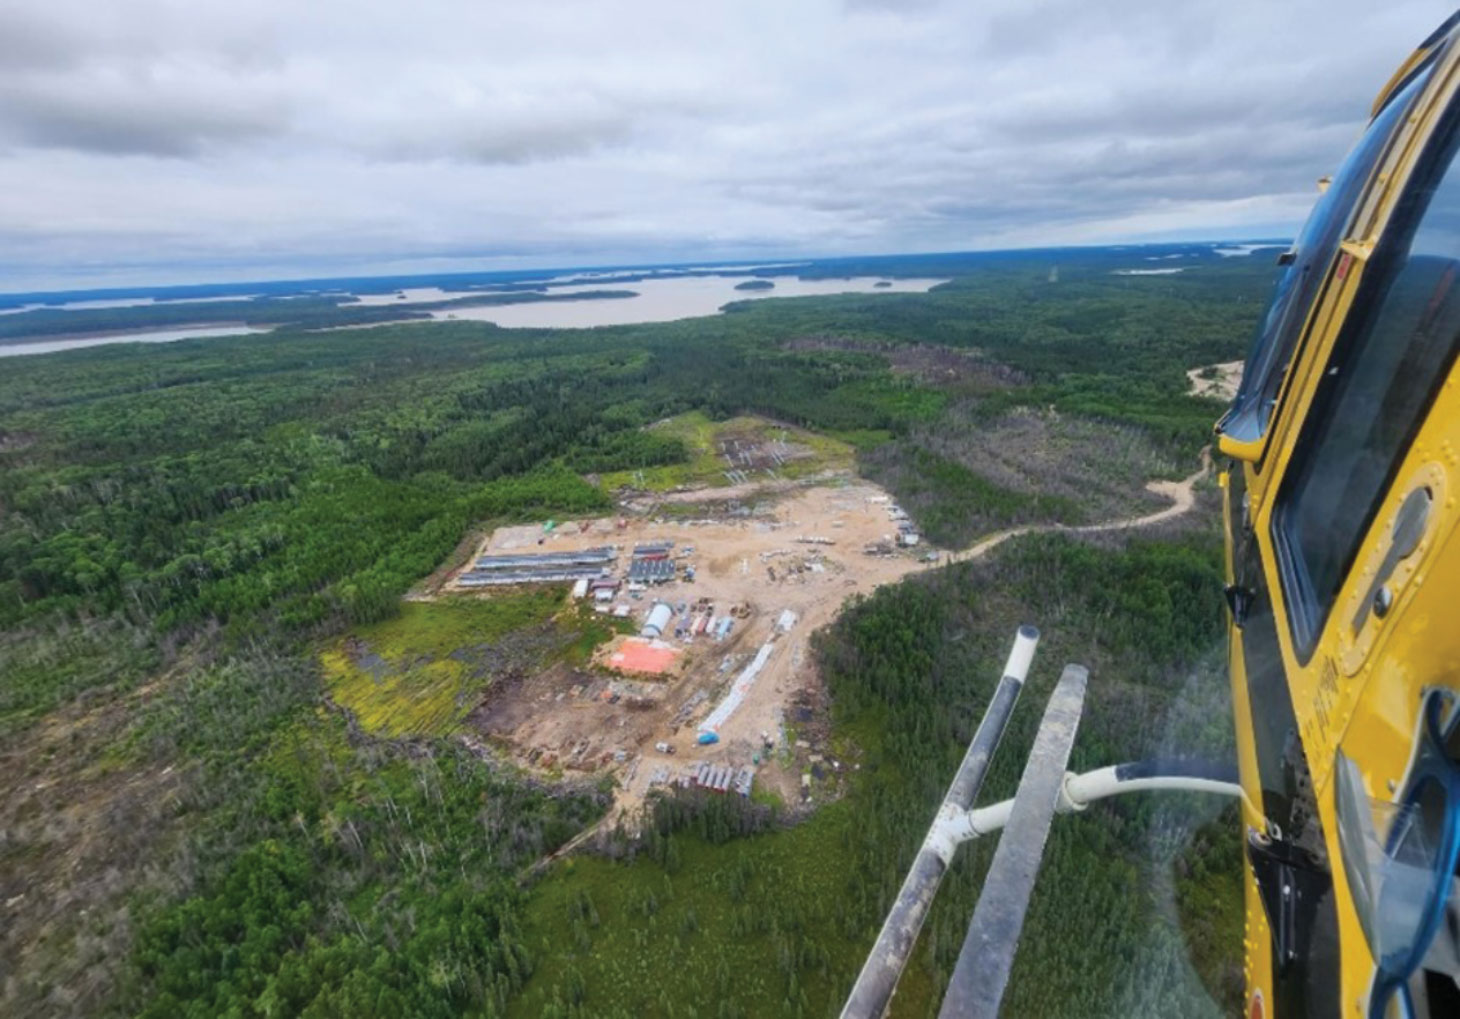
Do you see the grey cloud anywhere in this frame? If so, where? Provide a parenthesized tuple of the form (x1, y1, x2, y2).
(0, 84, 288, 157)
(355, 80, 730, 166)
(452, 118, 630, 164)
(370, 103, 636, 165)
(714, 103, 1355, 248)
(0, 11, 292, 158)
(0, 0, 1454, 289)
(0, 11, 84, 71)
(843, 0, 944, 14)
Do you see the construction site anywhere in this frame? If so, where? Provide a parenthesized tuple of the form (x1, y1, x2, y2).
(453, 480, 932, 816)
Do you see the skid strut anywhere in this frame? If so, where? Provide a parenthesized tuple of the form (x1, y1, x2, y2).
(840, 628, 1241, 1019)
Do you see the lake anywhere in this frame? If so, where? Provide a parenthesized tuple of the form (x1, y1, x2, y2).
(430, 275, 948, 328)
(0, 325, 270, 358)
(0, 294, 260, 315)
(0, 273, 948, 357)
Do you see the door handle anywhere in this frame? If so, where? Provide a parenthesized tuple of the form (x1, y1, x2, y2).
(1352, 486, 1431, 634)
(1225, 584, 1252, 628)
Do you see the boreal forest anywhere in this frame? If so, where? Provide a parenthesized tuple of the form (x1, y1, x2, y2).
(2, 248, 1268, 1017)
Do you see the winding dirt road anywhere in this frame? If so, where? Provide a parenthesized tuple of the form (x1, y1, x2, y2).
(947, 448, 1211, 566)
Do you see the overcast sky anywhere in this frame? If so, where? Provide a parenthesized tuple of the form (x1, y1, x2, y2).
(0, 0, 1454, 290)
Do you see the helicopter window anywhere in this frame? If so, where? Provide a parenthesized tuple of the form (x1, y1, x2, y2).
(1275, 104, 1460, 659)
(1218, 65, 1434, 446)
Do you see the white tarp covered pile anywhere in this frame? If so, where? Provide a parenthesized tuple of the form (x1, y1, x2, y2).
(698, 642, 773, 738)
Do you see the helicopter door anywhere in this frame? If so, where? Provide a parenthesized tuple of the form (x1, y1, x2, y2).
(1272, 106, 1460, 676)
(1270, 90, 1460, 1018)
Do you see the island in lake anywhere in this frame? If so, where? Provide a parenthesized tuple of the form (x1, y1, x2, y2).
(734, 279, 775, 291)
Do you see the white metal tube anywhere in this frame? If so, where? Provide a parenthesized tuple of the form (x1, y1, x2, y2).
(955, 763, 1244, 841)
(1064, 767, 1244, 807)
(963, 798, 1012, 838)
(1002, 626, 1039, 688)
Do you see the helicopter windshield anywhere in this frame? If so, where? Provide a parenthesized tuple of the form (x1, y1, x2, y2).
(1218, 63, 1435, 446)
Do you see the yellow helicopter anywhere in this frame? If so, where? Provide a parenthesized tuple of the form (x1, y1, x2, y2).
(1219, 9, 1460, 1018)
(842, 11, 1460, 1018)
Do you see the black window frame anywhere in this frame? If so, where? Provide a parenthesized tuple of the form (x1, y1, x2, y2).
(1229, 467, 1340, 1017)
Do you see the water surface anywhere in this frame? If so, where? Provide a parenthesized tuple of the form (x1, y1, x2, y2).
(431, 275, 947, 328)
(0, 325, 270, 358)
(0, 273, 948, 357)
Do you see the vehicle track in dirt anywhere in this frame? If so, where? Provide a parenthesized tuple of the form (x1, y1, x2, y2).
(947, 448, 1210, 565)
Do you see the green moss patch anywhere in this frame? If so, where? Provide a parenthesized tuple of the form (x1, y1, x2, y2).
(321, 592, 619, 738)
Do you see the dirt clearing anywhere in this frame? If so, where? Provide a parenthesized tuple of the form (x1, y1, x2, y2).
(443, 441, 1209, 825)
(451, 479, 930, 818)
(1187, 360, 1243, 401)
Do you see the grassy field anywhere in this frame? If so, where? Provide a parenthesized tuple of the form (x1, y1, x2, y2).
(321, 592, 622, 738)
(595, 411, 856, 492)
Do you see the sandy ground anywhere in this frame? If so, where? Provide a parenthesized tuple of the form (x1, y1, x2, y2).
(455, 452, 1210, 830)
(455, 478, 930, 817)
(1187, 360, 1243, 401)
